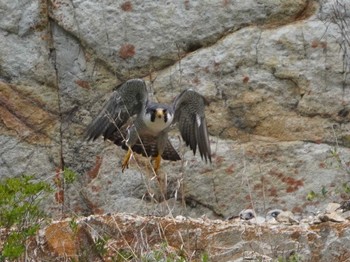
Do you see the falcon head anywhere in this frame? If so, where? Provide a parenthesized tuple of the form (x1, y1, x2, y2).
(144, 104, 174, 133)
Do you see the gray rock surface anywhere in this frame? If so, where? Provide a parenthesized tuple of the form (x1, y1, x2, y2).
(30, 213, 350, 261)
(1, 0, 350, 223)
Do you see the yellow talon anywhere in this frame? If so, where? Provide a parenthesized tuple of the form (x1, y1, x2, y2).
(152, 154, 162, 173)
(122, 148, 132, 172)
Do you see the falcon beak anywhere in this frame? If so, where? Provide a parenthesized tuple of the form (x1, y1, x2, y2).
(155, 108, 164, 119)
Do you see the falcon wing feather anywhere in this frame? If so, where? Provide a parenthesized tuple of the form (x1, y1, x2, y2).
(85, 79, 148, 141)
(173, 89, 211, 163)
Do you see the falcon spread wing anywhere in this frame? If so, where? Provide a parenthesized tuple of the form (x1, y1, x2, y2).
(85, 79, 148, 141)
(85, 79, 181, 161)
(173, 89, 211, 162)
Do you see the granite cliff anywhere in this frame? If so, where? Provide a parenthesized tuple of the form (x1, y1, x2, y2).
(1, 0, 350, 260)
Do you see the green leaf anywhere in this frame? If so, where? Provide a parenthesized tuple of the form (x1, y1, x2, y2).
(321, 186, 328, 197)
(63, 168, 77, 184)
(306, 191, 317, 201)
(0, 175, 52, 259)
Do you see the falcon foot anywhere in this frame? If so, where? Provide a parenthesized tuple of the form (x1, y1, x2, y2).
(152, 154, 162, 173)
(122, 148, 132, 172)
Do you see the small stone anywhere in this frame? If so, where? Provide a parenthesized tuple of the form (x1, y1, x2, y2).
(340, 211, 350, 220)
(247, 216, 266, 225)
(266, 217, 279, 225)
(325, 203, 341, 213)
(319, 212, 346, 223)
(310, 215, 322, 224)
(175, 215, 187, 221)
(276, 211, 299, 225)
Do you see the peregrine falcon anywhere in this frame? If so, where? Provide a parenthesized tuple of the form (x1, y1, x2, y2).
(85, 79, 211, 172)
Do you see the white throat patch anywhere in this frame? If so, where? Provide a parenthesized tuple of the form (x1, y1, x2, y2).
(143, 111, 173, 133)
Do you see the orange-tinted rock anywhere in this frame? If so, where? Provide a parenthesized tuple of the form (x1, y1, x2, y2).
(0, 82, 58, 145)
(45, 222, 78, 259)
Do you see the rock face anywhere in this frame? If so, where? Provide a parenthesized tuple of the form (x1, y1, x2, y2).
(29, 213, 350, 261)
(1, 0, 350, 225)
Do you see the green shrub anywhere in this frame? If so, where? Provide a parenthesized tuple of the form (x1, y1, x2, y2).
(0, 175, 52, 261)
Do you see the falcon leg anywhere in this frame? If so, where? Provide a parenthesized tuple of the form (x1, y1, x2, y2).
(122, 148, 132, 172)
(152, 154, 162, 173)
